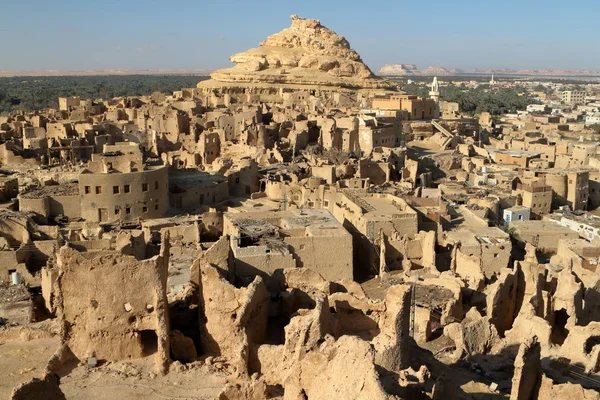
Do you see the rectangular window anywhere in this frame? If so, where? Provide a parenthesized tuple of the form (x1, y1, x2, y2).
(95, 186, 102, 194)
(154, 181, 159, 190)
(142, 206, 148, 213)
(142, 183, 148, 192)
(154, 202, 159, 211)
(113, 185, 119, 194)
(124, 185, 130, 193)
(125, 207, 131, 214)
(85, 186, 91, 194)
(115, 207, 120, 215)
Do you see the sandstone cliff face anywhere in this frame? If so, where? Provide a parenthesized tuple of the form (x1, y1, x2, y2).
(378, 64, 418, 76)
(207, 15, 395, 90)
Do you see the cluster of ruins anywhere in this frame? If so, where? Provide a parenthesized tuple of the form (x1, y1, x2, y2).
(2, 15, 600, 400)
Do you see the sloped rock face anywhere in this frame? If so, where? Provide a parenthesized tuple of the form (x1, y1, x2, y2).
(378, 64, 418, 76)
(206, 15, 395, 90)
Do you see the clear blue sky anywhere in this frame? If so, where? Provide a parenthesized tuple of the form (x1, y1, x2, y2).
(0, 0, 598, 72)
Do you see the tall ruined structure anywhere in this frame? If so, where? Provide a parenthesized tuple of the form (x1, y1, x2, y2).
(198, 15, 396, 91)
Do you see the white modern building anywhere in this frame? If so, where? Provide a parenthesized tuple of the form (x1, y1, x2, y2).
(503, 206, 531, 227)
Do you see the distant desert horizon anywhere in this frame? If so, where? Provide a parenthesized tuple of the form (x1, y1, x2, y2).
(0, 69, 215, 77)
(2, 66, 600, 79)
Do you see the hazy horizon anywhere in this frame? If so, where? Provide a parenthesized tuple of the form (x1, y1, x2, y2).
(1, 0, 599, 73)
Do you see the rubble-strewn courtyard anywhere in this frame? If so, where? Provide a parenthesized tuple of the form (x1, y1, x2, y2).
(2, 14, 600, 400)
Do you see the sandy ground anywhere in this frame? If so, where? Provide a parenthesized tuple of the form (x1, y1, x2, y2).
(60, 359, 228, 400)
(0, 337, 60, 398)
(0, 325, 228, 399)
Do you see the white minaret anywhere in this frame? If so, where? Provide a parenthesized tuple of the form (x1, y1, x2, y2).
(429, 76, 440, 105)
(490, 74, 495, 85)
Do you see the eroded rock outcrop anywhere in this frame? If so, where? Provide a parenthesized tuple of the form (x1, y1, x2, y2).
(202, 15, 395, 90)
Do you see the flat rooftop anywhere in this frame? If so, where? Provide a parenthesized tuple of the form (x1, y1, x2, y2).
(226, 209, 349, 239)
(505, 205, 530, 212)
(510, 220, 576, 233)
(169, 169, 227, 190)
(488, 148, 544, 158)
(446, 226, 509, 247)
(20, 183, 79, 199)
(342, 191, 416, 218)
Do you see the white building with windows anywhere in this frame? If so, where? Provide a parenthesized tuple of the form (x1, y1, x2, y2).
(503, 206, 531, 227)
(559, 215, 600, 242)
(585, 112, 600, 126)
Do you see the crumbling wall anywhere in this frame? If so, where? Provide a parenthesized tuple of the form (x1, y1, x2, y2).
(559, 322, 600, 373)
(486, 266, 519, 336)
(452, 247, 484, 290)
(510, 337, 542, 400)
(551, 267, 584, 330)
(198, 264, 269, 377)
(504, 303, 553, 357)
(386, 230, 436, 271)
(538, 375, 600, 399)
(443, 308, 502, 361)
(372, 284, 411, 371)
(283, 335, 391, 400)
(190, 235, 234, 287)
(54, 237, 170, 373)
(419, 273, 464, 325)
(115, 230, 146, 260)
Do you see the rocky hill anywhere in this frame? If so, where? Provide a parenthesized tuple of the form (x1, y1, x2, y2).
(419, 66, 455, 76)
(204, 15, 395, 90)
(378, 64, 418, 75)
(378, 64, 600, 77)
(378, 64, 457, 76)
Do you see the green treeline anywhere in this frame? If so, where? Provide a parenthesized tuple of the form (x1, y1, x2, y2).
(401, 81, 538, 115)
(0, 75, 210, 114)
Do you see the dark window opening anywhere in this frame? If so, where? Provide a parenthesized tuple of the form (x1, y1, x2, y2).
(138, 330, 158, 356)
(585, 336, 600, 354)
(551, 309, 570, 345)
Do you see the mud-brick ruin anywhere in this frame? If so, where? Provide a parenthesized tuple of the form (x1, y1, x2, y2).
(2, 14, 600, 400)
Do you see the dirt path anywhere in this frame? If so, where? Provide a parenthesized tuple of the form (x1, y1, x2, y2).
(0, 337, 60, 398)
